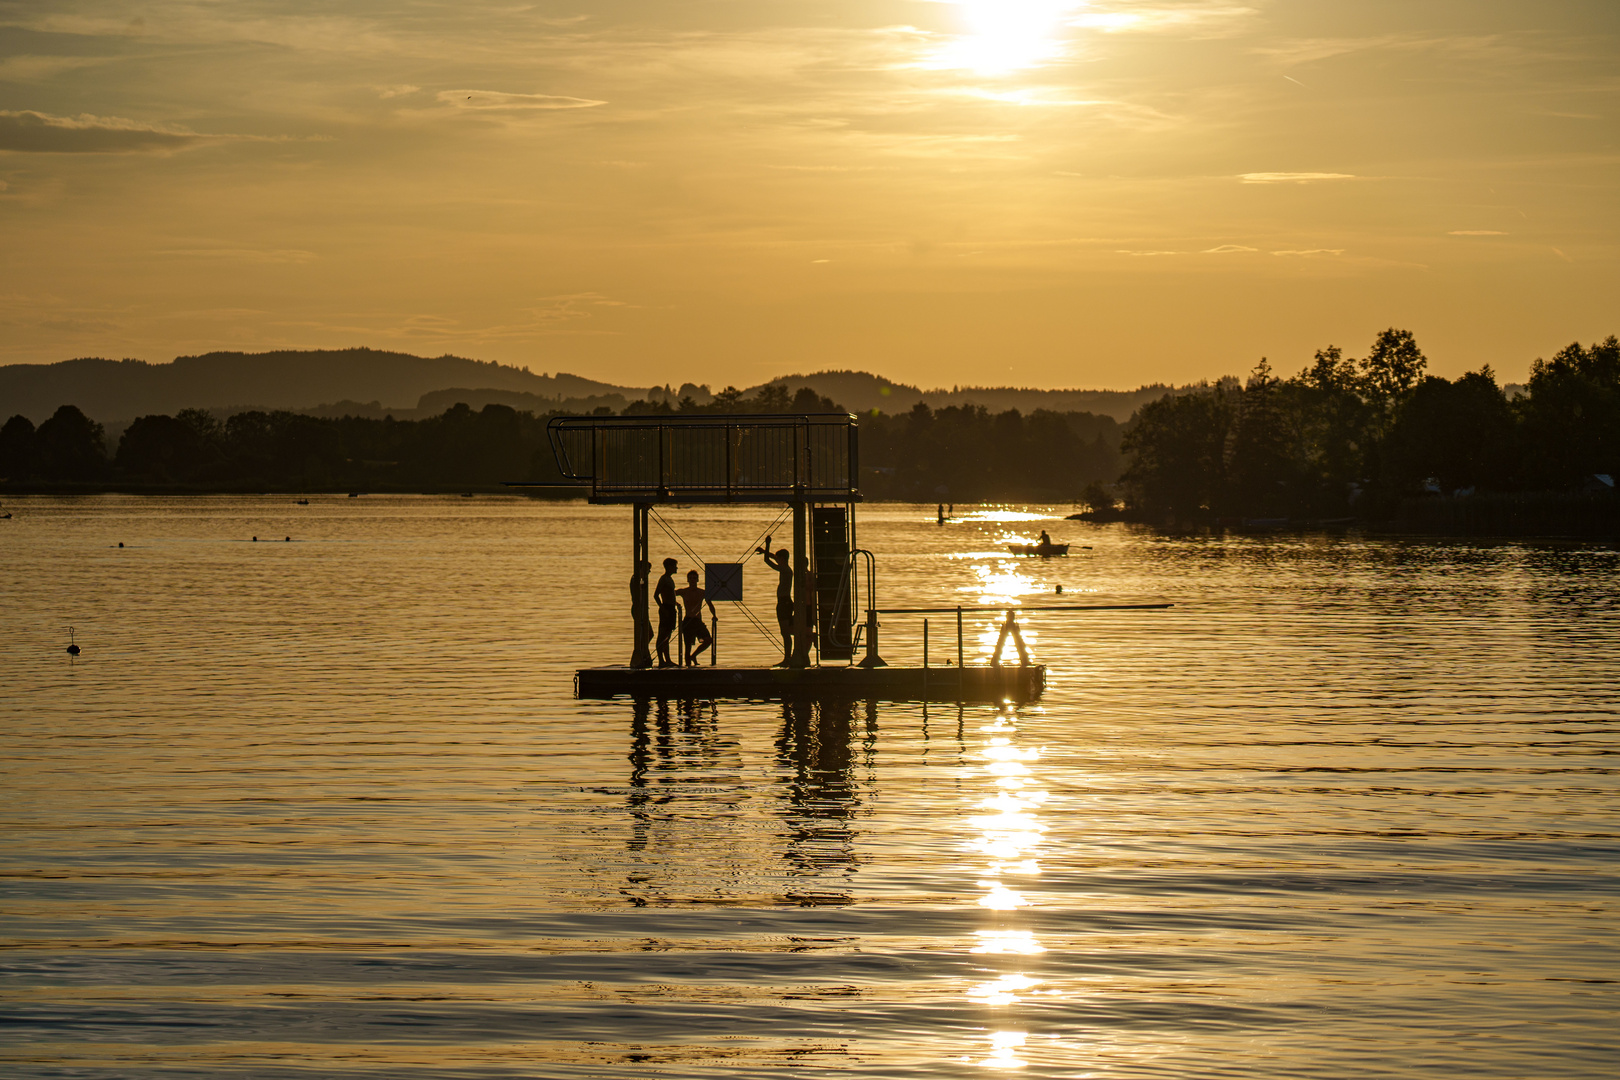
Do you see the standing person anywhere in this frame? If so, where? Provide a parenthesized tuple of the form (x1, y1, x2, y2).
(675, 569, 716, 666)
(757, 535, 793, 666)
(653, 557, 679, 668)
(630, 560, 653, 668)
(937, 503, 945, 525)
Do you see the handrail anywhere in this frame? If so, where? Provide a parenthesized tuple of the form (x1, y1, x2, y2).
(876, 603, 1172, 614)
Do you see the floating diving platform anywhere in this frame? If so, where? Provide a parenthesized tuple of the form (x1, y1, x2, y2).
(576, 664, 1046, 702)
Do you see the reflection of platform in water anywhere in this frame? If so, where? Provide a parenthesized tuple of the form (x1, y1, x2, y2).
(578, 664, 1045, 702)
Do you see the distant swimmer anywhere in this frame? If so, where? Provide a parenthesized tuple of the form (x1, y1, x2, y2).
(675, 569, 715, 666)
(757, 537, 793, 665)
(654, 557, 679, 667)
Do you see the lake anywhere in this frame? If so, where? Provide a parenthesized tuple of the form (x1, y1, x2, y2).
(2, 496, 1616, 1078)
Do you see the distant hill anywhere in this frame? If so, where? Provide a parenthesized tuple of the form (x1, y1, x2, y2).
(1, 348, 1205, 426)
(0, 349, 684, 423)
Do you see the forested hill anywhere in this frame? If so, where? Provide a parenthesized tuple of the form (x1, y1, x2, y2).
(0, 349, 681, 422)
(2, 349, 1202, 424)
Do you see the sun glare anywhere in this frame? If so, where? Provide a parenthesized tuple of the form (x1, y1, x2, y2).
(941, 0, 1076, 74)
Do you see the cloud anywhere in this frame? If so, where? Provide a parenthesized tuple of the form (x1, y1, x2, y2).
(0, 55, 108, 82)
(376, 84, 420, 100)
(1239, 172, 1356, 184)
(156, 248, 318, 264)
(1271, 248, 1345, 257)
(1117, 249, 1183, 256)
(1072, 2, 1259, 36)
(1203, 244, 1258, 253)
(438, 90, 606, 111)
(1448, 230, 1506, 236)
(0, 110, 200, 153)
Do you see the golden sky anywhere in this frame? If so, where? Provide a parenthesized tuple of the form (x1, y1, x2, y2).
(1, 1, 1616, 388)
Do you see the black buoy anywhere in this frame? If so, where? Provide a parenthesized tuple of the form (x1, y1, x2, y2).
(117, 542, 124, 548)
(284, 536, 291, 542)
(65, 626, 81, 656)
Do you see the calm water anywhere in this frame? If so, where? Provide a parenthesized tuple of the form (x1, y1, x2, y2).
(2, 496, 1616, 1078)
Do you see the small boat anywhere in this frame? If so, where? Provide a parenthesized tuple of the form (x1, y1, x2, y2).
(296, 499, 309, 505)
(1007, 542, 1069, 557)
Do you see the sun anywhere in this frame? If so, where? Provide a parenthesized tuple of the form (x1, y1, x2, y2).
(940, 0, 1076, 75)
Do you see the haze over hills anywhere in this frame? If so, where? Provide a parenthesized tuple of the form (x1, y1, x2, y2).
(0, 348, 1206, 425)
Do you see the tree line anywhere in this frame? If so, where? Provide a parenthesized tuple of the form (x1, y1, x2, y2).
(3, 331, 1612, 518)
(1119, 330, 1618, 521)
(0, 382, 1122, 497)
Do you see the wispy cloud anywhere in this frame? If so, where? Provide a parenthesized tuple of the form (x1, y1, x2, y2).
(438, 90, 606, 111)
(156, 248, 318, 263)
(1239, 172, 1356, 184)
(0, 55, 109, 82)
(1072, 2, 1259, 36)
(1271, 248, 1345, 257)
(1117, 249, 1183, 256)
(376, 84, 420, 100)
(1204, 244, 1258, 253)
(0, 110, 200, 153)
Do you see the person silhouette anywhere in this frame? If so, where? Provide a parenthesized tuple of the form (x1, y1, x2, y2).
(630, 559, 653, 668)
(757, 536, 793, 666)
(675, 569, 715, 666)
(654, 557, 679, 667)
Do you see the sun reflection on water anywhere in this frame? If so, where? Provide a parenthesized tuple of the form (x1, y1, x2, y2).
(958, 708, 1052, 1067)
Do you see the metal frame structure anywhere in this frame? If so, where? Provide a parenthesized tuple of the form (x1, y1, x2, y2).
(543, 413, 864, 670)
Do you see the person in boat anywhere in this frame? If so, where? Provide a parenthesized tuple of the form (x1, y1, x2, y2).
(757, 537, 794, 665)
(1038, 529, 1052, 548)
(653, 557, 679, 668)
(675, 569, 716, 666)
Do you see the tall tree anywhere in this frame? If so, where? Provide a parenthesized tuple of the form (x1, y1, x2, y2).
(34, 405, 107, 482)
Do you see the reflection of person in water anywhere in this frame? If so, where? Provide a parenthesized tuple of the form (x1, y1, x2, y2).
(757, 536, 793, 666)
(775, 700, 862, 893)
(675, 569, 715, 665)
(653, 557, 679, 667)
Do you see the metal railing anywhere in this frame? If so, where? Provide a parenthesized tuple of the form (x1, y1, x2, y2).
(547, 413, 859, 504)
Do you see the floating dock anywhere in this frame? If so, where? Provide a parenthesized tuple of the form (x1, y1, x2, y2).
(576, 664, 1045, 702)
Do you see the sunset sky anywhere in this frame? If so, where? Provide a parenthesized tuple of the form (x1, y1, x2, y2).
(1, 0, 1615, 389)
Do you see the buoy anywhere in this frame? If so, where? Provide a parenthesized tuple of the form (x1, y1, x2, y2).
(64, 626, 80, 656)
(252, 536, 258, 542)
(284, 536, 290, 542)
(118, 542, 124, 548)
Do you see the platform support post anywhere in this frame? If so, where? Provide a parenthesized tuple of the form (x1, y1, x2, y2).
(858, 606, 886, 667)
(956, 606, 964, 669)
(630, 502, 652, 669)
(990, 609, 1030, 668)
(789, 492, 812, 668)
(923, 619, 929, 668)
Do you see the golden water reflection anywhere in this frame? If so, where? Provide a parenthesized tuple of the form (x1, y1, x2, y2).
(961, 708, 1052, 1068)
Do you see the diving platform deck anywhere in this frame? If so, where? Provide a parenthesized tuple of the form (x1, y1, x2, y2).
(576, 664, 1046, 702)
